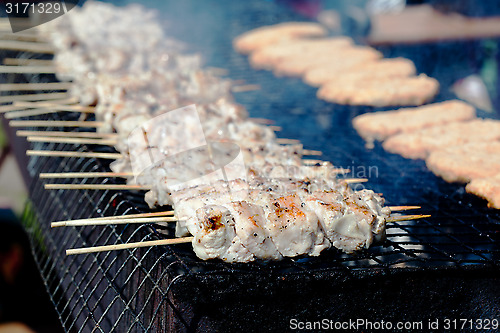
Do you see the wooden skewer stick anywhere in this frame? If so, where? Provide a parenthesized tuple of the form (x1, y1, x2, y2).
(6, 105, 95, 117)
(0, 104, 27, 113)
(37, 172, 361, 184)
(303, 149, 322, 156)
(0, 82, 71, 92)
(27, 150, 121, 159)
(34, 96, 79, 105)
(51, 211, 175, 228)
(305, 166, 349, 173)
(277, 138, 300, 144)
(40, 172, 134, 179)
(4, 99, 90, 117)
(6, 96, 79, 109)
(329, 168, 350, 174)
(1, 92, 69, 104)
(387, 214, 431, 223)
(344, 178, 368, 184)
(0, 65, 57, 73)
(27, 136, 118, 145)
(0, 92, 69, 104)
(0, 40, 55, 53)
(52, 216, 177, 227)
(66, 237, 194, 256)
(10, 120, 103, 128)
(231, 84, 261, 93)
(17, 130, 118, 139)
(0, 32, 47, 42)
(302, 159, 325, 165)
(14, 101, 94, 113)
(269, 126, 281, 131)
(40, 173, 368, 190)
(57, 209, 423, 227)
(3, 58, 54, 66)
(388, 206, 421, 212)
(44, 184, 150, 191)
(5, 108, 61, 119)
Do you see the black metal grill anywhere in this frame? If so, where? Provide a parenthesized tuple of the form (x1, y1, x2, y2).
(2, 0, 499, 332)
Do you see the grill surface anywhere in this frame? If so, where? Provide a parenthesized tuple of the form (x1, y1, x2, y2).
(3, 0, 499, 332)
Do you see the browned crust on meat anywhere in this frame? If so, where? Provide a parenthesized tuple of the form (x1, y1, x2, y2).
(233, 22, 328, 54)
(383, 119, 500, 159)
(425, 142, 500, 183)
(466, 176, 500, 209)
(206, 214, 224, 231)
(304, 57, 416, 87)
(352, 100, 476, 142)
(317, 74, 439, 107)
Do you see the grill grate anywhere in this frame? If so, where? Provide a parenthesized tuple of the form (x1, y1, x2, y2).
(3, 0, 499, 331)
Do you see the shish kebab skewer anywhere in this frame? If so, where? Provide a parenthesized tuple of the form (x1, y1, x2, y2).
(4, 99, 277, 129)
(12, 103, 326, 168)
(16, 129, 300, 145)
(3, 58, 54, 66)
(31, 132, 369, 207)
(25, 136, 322, 156)
(32, 142, 365, 189)
(52, 157, 393, 262)
(38, 168, 347, 179)
(51, 206, 421, 228)
(65, 213, 430, 257)
(0, 92, 70, 104)
(0, 98, 80, 113)
(42, 178, 367, 190)
(63, 213, 429, 256)
(0, 82, 71, 91)
(9, 119, 282, 131)
(61, 180, 429, 259)
(63, 210, 430, 257)
(51, 210, 175, 227)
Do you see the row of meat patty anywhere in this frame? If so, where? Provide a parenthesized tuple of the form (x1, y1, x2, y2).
(234, 22, 439, 107)
(353, 100, 500, 209)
